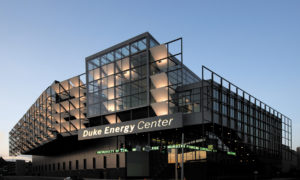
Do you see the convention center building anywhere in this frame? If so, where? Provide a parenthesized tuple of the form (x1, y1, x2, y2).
(9, 32, 293, 179)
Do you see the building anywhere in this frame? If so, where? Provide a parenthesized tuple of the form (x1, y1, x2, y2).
(0, 158, 32, 176)
(9, 32, 293, 179)
(297, 147, 300, 169)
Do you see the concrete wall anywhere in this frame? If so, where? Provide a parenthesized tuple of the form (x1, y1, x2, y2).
(32, 136, 125, 175)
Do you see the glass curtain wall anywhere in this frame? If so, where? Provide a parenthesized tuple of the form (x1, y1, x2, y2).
(149, 38, 200, 116)
(9, 74, 87, 156)
(86, 38, 149, 119)
(201, 66, 292, 160)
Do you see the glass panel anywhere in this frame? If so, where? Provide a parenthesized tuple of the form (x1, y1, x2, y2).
(122, 45, 130, 57)
(115, 48, 122, 60)
(101, 89, 108, 100)
(131, 42, 138, 54)
(107, 75, 114, 88)
(101, 63, 114, 77)
(130, 38, 146, 54)
(88, 58, 100, 70)
(131, 52, 147, 67)
(138, 38, 147, 50)
(116, 57, 129, 72)
(107, 100, 115, 112)
(150, 38, 159, 48)
(107, 88, 115, 100)
(88, 103, 100, 117)
(100, 55, 110, 65)
(101, 77, 108, 89)
(107, 52, 114, 62)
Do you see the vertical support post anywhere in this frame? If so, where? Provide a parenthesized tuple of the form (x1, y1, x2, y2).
(167, 43, 169, 115)
(146, 35, 150, 109)
(181, 132, 184, 180)
(175, 148, 178, 180)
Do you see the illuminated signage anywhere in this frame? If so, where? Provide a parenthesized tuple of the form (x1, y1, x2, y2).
(78, 113, 182, 140)
(227, 151, 236, 156)
(96, 144, 217, 155)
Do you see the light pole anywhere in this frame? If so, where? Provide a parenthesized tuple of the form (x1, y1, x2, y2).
(181, 132, 184, 180)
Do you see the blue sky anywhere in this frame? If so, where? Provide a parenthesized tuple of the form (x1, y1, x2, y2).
(0, 0, 299, 160)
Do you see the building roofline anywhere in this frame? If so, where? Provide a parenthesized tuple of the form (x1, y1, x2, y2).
(85, 32, 160, 61)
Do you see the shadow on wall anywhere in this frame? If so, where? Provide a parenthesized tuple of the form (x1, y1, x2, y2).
(0, 177, 143, 180)
(0, 176, 64, 180)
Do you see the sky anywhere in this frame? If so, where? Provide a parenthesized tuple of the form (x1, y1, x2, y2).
(0, 0, 299, 161)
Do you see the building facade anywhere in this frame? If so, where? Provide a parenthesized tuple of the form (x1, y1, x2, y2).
(9, 33, 293, 179)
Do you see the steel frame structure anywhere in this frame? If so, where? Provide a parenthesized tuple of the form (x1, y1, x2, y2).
(9, 33, 292, 168)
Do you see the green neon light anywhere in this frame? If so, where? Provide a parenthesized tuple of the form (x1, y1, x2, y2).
(152, 146, 159, 150)
(208, 145, 214, 150)
(227, 151, 236, 156)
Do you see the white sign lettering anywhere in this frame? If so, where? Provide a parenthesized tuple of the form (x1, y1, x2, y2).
(78, 114, 182, 140)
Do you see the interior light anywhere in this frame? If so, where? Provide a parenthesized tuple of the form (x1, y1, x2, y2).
(124, 71, 130, 78)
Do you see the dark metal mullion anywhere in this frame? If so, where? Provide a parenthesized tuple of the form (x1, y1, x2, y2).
(113, 49, 116, 123)
(220, 78, 224, 151)
(201, 66, 205, 141)
(167, 42, 169, 115)
(68, 81, 71, 132)
(59, 85, 62, 134)
(78, 77, 82, 130)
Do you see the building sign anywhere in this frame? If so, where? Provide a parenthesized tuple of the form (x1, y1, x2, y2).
(78, 113, 182, 140)
(96, 144, 217, 155)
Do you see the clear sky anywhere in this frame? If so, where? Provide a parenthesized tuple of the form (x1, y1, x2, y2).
(0, 0, 299, 160)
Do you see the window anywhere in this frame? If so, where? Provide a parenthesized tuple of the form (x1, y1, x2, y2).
(122, 45, 130, 57)
(230, 109, 234, 118)
(76, 160, 79, 170)
(103, 156, 107, 169)
(131, 52, 147, 67)
(223, 116, 228, 127)
(237, 101, 241, 110)
(53, 163, 55, 171)
(150, 38, 158, 48)
(69, 161, 72, 170)
(130, 38, 146, 54)
(194, 103, 200, 112)
(83, 159, 87, 169)
(116, 154, 120, 168)
(213, 101, 219, 111)
(230, 119, 235, 129)
(230, 98, 234, 107)
(63, 162, 65, 170)
(222, 105, 227, 115)
(237, 112, 241, 121)
(213, 89, 219, 99)
(213, 113, 219, 123)
(93, 158, 96, 169)
(58, 162, 60, 171)
(222, 94, 227, 103)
